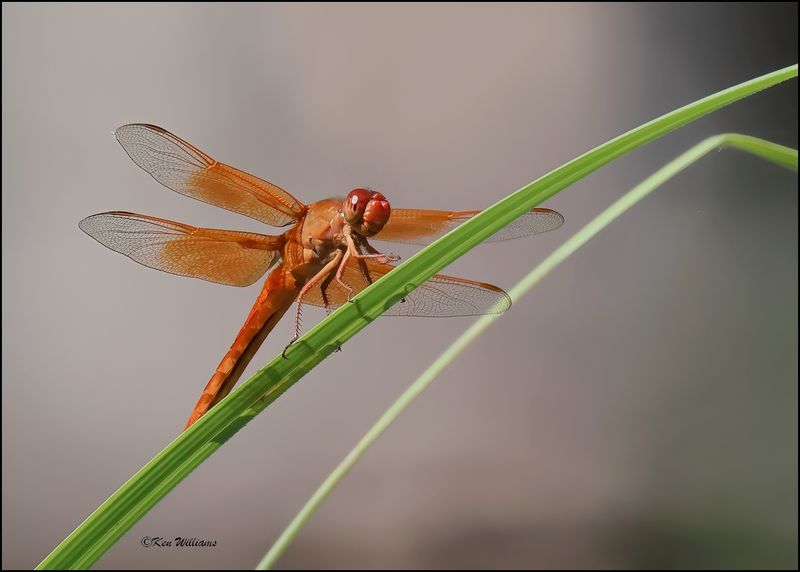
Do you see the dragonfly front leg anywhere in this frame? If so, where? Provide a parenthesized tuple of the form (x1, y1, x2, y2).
(344, 232, 400, 264)
(356, 240, 406, 303)
(335, 233, 399, 302)
(363, 240, 401, 263)
(282, 249, 344, 358)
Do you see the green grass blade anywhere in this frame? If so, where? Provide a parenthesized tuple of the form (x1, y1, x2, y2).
(256, 134, 797, 569)
(37, 64, 797, 570)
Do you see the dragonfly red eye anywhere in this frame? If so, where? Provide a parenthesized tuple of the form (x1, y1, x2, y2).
(362, 192, 391, 234)
(343, 188, 373, 225)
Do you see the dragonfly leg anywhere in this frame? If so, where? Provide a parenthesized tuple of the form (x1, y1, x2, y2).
(345, 233, 400, 264)
(363, 241, 401, 263)
(335, 248, 356, 302)
(319, 272, 336, 316)
(337, 234, 398, 302)
(318, 274, 343, 353)
(282, 249, 344, 358)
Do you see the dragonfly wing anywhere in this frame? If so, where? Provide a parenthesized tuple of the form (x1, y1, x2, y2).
(375, 207, 564, 245)
(114, 124, 306, 227)
(80, 212, 283, 286)
(304, 258, 511, 317)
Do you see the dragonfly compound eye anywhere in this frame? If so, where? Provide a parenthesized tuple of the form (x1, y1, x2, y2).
(362, 192, 391, 235)
(343, 188, 373, 225)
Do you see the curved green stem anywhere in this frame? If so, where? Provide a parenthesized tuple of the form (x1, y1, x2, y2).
(256, 134, 797, 569)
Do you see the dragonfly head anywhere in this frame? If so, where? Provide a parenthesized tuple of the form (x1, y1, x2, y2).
(343, 188, 391, 236)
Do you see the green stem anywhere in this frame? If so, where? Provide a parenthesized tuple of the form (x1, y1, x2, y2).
(256, 134, 797, 569)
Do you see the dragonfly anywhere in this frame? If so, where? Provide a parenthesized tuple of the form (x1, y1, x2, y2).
(80, 124, 564, 430)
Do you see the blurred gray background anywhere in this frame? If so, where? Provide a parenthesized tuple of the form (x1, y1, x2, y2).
(2, 3, 797, 569)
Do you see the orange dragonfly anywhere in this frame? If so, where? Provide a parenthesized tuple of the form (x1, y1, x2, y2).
(80, 124, 564, 430)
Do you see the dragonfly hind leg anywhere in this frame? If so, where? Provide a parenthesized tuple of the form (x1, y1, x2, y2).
(282, 249, 344, 358)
